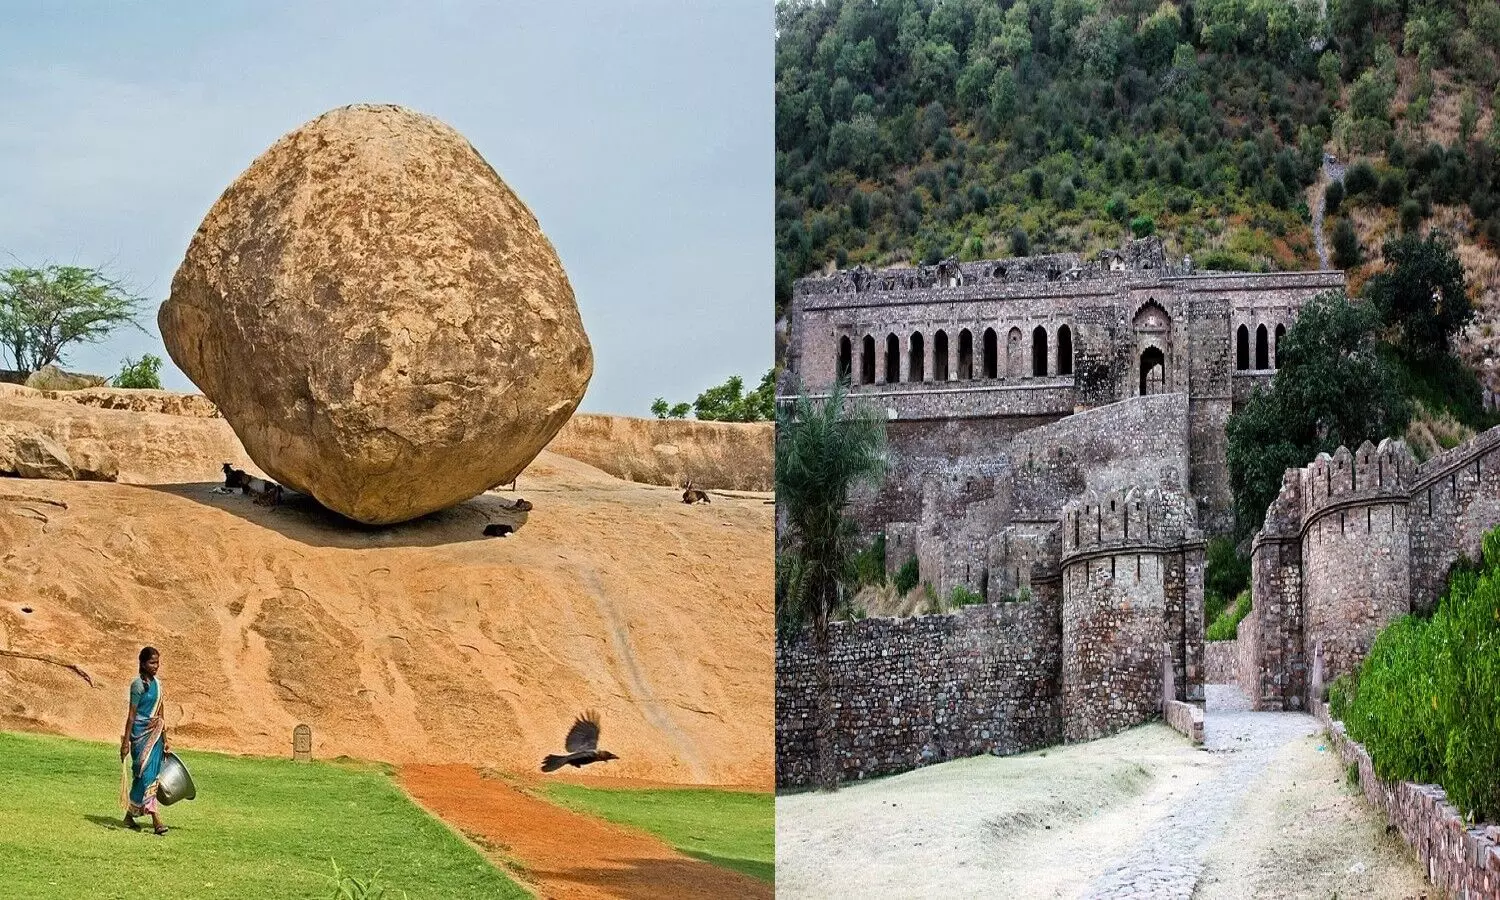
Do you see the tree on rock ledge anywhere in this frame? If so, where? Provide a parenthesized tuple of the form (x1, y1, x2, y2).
(776, 379, 887, 790)
(0, 265, 147, 374)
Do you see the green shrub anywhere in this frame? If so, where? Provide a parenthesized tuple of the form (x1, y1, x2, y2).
(851, 534, 886, 587)
(1327, 672, 1356, 720)
(1010, 227, 1030, 257)
(1130, 215, 1156, 238)
(1345, 161, 1377, 197)
(1332, 217, 1362, 269)
(894, 557, 920, 594)
(1205, 591, 1251, 641)
(1204, 537, 1250, 624)
(948, 585, 985, 608)
(1325, 180, 1344, 213)
(1340, 526, 1500, 821)
(113, 354, 163, 389)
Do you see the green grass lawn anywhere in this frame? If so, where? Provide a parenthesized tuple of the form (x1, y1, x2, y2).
(540, 783, 773, 883)
(0, 731, 527, 900)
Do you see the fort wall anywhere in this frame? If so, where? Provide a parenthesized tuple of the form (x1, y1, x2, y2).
(774, 598, 1062, 787)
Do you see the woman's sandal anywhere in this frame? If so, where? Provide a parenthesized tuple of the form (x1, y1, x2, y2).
(123, 816, 140, 831)
(153, 825, 169, 836)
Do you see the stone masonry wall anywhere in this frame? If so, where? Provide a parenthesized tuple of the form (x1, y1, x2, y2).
(775, 597, 1062, 788)
(1409, 426, 1500, 613)
(1203, 640, 1238, 683)
(1315, 700, 1500, 898)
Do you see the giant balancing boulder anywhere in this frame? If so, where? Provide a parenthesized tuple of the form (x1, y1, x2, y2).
(159, 104, 593, 525)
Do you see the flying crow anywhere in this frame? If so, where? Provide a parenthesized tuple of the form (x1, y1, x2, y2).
(541, 711, 619, 772)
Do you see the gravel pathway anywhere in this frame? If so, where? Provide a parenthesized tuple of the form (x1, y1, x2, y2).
(1082, 686, 1318, 899)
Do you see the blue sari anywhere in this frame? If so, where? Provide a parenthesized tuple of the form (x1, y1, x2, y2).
(126, 676, 165, 816)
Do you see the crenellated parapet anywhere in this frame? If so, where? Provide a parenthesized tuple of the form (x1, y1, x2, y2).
(1299, 439, 1415, 528)
(1059, 483, 1205, 741)
(1060, 486, 1201, 564)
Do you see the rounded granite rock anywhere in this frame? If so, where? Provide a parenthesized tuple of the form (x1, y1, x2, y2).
(159, 104, 593, 524)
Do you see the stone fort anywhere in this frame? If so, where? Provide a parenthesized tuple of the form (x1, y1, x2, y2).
(777, 237, 1500, 786)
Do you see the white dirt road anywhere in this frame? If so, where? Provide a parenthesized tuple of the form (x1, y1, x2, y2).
(776, 686, 1429, 899)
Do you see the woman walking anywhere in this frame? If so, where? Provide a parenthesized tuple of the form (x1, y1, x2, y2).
(120, 646, 171, 835)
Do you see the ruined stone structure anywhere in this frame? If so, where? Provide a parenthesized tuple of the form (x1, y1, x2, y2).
(785, 237, 1345, 540)
(1240, 426, 1500, 710)
(777, 240, 1339, 774)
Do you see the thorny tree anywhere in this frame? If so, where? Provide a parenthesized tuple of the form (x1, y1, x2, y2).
(0, 265, 147, 374)
(776, 378, 886, 790)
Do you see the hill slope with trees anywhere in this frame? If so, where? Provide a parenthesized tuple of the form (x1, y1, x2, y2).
(774, 0, 1500, 363)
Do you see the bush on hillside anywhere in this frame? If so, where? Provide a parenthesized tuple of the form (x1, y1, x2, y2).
(1204, 537, 1251, 624)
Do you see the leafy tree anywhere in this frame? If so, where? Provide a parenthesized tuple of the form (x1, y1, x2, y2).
(649, 398, 691, 419)
(1344, 161, 1377, 197)
(1227, 292, 1410, 539)
(687, 369, 778, 422)
(1364, 231, 1471, 363)
(113, 354, 163, 389)
(0, 265, 147, 373)
(776, 381, 887, 790)
(1009, 227, 1030, 256)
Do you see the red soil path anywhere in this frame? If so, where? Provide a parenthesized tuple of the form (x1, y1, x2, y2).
(400, 764, 771, 900)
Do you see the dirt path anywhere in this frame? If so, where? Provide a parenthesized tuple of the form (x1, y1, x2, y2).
(400, 764, 770, 900)
(776, 686, 1427, 898)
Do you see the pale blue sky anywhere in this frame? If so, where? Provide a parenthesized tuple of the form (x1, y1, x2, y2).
(0, 1, 769, 415)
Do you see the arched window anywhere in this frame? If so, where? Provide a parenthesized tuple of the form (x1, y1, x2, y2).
(1032, 326, 1048, 377)
(1141, 347, 1166, 395)
(982, 328, 998, 379)
(934, 330, 949, 381)
(861, 335, 876, 385)
(1274, 324, 1286, 368)
(1255, 324, 1269, 370)
(958, 329, 974, 380)
(885, 334, 901, 384)
(909, 332, 925, 382)
(1235, 325, 1249, 371)
(1057, 325, 1073, 376)
(837, 336, 852, 383)
(1007, 327, 1023, 378)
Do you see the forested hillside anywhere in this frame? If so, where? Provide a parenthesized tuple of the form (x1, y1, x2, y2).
(773, 0, 1500, 362)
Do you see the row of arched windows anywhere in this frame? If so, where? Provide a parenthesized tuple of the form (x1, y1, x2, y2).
(837, 325, 1074, 386)
(1235, 323, 1286, 371)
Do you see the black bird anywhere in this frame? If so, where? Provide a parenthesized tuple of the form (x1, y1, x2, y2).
(541, 711, 619, 772)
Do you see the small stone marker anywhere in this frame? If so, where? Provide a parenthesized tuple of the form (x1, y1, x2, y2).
(293, 724, 312, 762)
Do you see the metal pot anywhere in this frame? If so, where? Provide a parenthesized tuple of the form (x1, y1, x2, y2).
(157, 752, 197, 806)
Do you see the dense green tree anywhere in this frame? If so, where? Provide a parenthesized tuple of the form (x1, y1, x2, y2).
(1227, 292, 1410, 539)
(1365, 232, 1472, 363)
(113, 354, 163, 390)
(650, 398, 691, 419)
